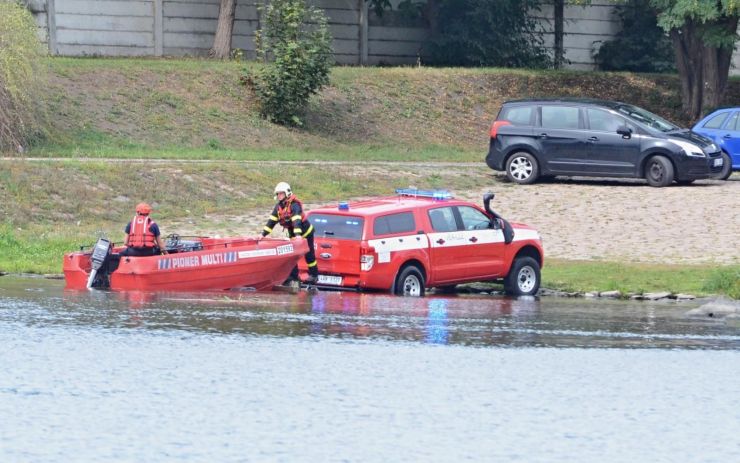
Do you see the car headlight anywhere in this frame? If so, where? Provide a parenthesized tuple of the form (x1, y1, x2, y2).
(671, 139, 706, 158)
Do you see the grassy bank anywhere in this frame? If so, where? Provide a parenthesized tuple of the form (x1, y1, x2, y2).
(544, 259, 740, 299)
(24, 57, 740, 159)
(2, 58, 739, 298)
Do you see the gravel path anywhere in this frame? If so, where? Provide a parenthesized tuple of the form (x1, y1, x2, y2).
(479, 175, 739, 265)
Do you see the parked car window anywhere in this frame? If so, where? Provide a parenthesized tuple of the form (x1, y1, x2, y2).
(541, 106, 580, 129)
(614, 104, 679, 132)
(428, 207, 458, 232)
(501, 106, 534, 126)
(311, 214, 364, 240)
(587, 109, 625, 132)
(373, 212, 415, 236)
(457, 206, 491, 231)
(703, 111, 730, 129)
(727, 112, 740, 131)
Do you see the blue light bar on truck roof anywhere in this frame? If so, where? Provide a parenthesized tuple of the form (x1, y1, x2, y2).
(395, 188, 453, 200)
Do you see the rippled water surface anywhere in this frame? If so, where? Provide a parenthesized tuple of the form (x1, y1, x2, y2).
(1, 276, 739, 462)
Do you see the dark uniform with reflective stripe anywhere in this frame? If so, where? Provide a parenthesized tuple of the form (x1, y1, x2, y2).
(261, 196, 319, 280)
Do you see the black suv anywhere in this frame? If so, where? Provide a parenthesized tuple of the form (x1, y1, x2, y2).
(486, 99, 724, 186)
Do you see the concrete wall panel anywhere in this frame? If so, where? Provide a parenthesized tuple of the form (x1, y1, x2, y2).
(55, 0, 153, 17)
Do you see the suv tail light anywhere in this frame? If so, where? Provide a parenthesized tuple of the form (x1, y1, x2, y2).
(360, 246, 375, 271)
(490, 120, 512, 138)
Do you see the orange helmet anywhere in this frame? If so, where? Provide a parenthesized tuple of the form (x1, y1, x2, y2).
(135, 202, 152, 215)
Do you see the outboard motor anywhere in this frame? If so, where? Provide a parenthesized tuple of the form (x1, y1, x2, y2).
(86, 238, 112, 290)
(483, 192, 515, 244)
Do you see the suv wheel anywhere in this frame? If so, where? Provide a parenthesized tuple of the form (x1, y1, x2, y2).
(645, 155, 674, 187)
(505, 152, 539, 184)
(504, 256, 540, 296)
(394, 265, 425, 297)
(717, 152, 732, 180)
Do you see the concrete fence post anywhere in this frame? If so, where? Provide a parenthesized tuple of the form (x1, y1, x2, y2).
(358, 0, 367, 65)
(154, 0, 163, 56)
(46, 0, 57, 55)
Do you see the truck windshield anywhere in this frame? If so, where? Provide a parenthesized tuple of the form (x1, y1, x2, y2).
(310, 214, 364, 240)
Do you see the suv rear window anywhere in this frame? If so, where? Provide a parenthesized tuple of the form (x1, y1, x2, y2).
(500, 106, 534, 126)
(311, 214, 364, 240)
(373, 212, 416, 236)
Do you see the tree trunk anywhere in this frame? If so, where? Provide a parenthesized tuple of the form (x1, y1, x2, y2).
(210, 0, 237, 59)
(701, 16, 738, 115)
(553, 0, 564, 69)
(671, 16, 739, 120)
(424, 0, 439, 35)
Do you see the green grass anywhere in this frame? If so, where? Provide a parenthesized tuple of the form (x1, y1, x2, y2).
(28, 142, 480, 162)
(0, 223, 90, 274)
(543, 259, 740, 298)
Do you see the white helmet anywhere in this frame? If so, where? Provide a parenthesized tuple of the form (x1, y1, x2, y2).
(273, 182, 292, 200)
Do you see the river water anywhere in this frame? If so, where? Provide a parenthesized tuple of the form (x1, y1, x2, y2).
(1, 276, 739, 462)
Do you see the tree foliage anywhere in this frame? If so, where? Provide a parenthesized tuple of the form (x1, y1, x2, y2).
(365, 0, 551, 68)
(248, 0, 333, 126)
(0, 1, 46, 152)
(422, 0, 552, 68)
(594, 0, 675, 73)
(650, 0, 739, 118)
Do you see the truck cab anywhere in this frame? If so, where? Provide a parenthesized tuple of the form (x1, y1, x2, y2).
(298, 189, 544, 296)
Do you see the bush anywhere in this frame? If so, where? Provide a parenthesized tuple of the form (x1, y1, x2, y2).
(247, 0, 333, 126)
(594, 0, 675, 73)
(0, 1, 47, 152)
(703, 266, 740, 300)
(425, 0, 552, 68)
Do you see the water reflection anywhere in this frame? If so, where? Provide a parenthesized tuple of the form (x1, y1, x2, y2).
(426, 298, 448, 344)
(1, 277, 738, 349)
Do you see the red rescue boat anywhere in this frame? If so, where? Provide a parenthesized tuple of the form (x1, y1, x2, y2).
(63, 235, 308, 291)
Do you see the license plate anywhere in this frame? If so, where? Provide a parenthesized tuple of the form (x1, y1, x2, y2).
(317, 275, 343, 285)
(714, 158, 723, 167)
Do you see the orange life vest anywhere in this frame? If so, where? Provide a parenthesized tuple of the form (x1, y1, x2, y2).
(128, 215, 156, 248)
(277, 196, 306, 228)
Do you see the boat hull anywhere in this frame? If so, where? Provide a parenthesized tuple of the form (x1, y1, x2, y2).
(63, 237, 308, 291)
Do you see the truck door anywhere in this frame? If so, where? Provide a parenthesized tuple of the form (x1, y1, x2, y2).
(427, 206, 471, 284)
(454, 206, 506, 279)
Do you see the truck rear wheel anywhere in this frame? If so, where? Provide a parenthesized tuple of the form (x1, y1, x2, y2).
(394, 265, 425, 297)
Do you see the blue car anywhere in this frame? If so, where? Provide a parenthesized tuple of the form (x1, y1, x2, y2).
(692, 108, 740, 180)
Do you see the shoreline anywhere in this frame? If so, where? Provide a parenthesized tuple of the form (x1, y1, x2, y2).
(0, 271, 717, 302)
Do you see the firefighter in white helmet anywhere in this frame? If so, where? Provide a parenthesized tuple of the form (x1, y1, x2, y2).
(260, 182, 319, 284)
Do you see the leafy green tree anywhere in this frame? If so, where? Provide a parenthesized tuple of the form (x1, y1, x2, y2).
(651, 0, 738, 118)
(0, 1, 46, 152)
(425, 0, 552, 67)
(248, 0, 333, 126)
(579, 0, 738, 118)
(366, 0, 392, 16)
(594, 0, 675, 73)
(366, 0, 551, 67)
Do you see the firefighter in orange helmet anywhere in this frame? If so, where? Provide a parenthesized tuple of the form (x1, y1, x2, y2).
(122, 202, 168, 257)
(259, 182, 319, 284)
